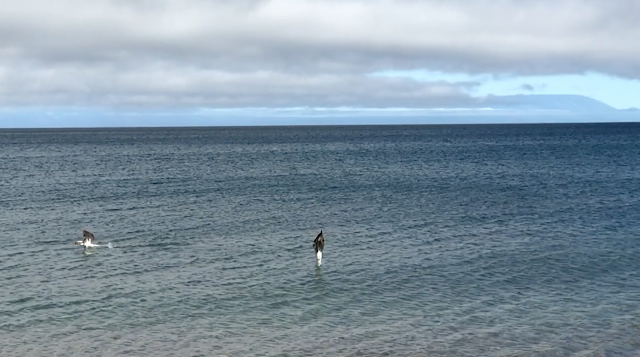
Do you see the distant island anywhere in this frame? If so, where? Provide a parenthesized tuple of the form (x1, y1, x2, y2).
(477, 94, 619, 114)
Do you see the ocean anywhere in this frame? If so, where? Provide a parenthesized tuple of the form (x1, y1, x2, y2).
(1, 123, 639, 356)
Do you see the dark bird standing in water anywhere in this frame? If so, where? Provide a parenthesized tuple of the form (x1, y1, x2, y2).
(313, 230, 324, 265)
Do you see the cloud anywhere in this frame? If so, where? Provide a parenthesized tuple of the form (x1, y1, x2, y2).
(0, 0, 638, 108)
(521, 84, 535, 92)
(0, 63, 480, 107)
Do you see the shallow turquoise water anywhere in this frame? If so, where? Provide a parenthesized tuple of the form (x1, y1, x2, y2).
(1, 124, 639, 356)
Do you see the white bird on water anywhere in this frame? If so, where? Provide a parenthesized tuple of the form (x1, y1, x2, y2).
(313, 230, 325, 266)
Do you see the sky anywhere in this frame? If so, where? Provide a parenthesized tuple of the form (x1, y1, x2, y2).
(1, 0, 639, 127)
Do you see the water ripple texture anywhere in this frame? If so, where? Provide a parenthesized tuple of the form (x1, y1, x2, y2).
(1, 124, 640, 356)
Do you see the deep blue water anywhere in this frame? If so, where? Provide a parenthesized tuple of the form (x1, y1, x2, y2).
(1, 123, 639, 356)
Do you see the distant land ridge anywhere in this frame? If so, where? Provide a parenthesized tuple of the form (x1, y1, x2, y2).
(479, 94, 617, 113)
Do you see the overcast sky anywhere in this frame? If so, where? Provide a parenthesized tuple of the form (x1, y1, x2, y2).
(1, 0, 639, 126)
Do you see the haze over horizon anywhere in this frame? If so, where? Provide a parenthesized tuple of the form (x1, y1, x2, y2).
(1, 0, 639, 127)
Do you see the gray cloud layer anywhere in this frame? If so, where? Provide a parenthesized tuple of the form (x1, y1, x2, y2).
(0, 0, 638, 108)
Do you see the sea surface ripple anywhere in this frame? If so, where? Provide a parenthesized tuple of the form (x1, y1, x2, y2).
(1, 123, 639, 356)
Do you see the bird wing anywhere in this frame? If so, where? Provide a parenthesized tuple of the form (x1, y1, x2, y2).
(313, 231, 324, 253)
(82, 230, 95, 244)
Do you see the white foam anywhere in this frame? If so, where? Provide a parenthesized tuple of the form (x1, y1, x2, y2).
(316, 251, 323, 266)
(77, 241, 113, 249)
